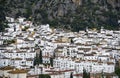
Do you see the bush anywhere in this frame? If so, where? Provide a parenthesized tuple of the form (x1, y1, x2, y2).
(39, 74, 51, 78)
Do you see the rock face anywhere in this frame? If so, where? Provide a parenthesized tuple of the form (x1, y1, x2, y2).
(5, 0, 119, 19)
(6, 0, 79, 21)
(2, 0, 120, 31)
(107, 0, 119, 8)
(72, 0, 82, 5)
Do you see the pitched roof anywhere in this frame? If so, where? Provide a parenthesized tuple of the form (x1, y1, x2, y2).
(8, 69, 29, 74)
(0, 66, 14, 70)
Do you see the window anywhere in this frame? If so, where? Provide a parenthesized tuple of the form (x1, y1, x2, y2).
(22, 62, 24, 64)
(4, 62, 5, 64)
(16, 54, 18, 56)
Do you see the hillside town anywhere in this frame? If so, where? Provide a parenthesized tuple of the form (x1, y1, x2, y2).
(0, 17, 120, 78)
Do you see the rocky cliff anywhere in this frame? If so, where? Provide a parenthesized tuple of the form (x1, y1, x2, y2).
(1, 0, 120, 31)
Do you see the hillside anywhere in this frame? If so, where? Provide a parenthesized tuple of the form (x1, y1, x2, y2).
(0, 0, 120, 32)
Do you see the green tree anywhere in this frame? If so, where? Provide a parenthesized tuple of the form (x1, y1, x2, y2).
(115, 67, 120, 78)
(33, 56, 37, 66)
(34, 49, 43, 66)
(53, 52, 56, 58)
(70, 0, 119, 32)
(39, 74, 51, 78)
(50, 57, 53, 67)
(39, 49, 43, 64)
(15, 10, 22, 19)
(101, 70, 104, 78)
(70, 72, 73, 78)
(70, 39, 74, 44)
(83, 69, 90, 78)
(33, 53, 40, 66)
(0, 0, 8, 32)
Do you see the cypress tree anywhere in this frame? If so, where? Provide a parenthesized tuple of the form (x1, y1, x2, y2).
(101, 70, 104, 78)
(33, 56, 37, 66)
(70, 39, 74, 44)
(50, 57, 53, 67)
(33, 53, 40, 66)
(34, 49, 43, 66)
(70, 72, 73, 78)
(39, 49, 43, 64)
(53, 52, 56, 58)
(83, 69, 90, 78)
